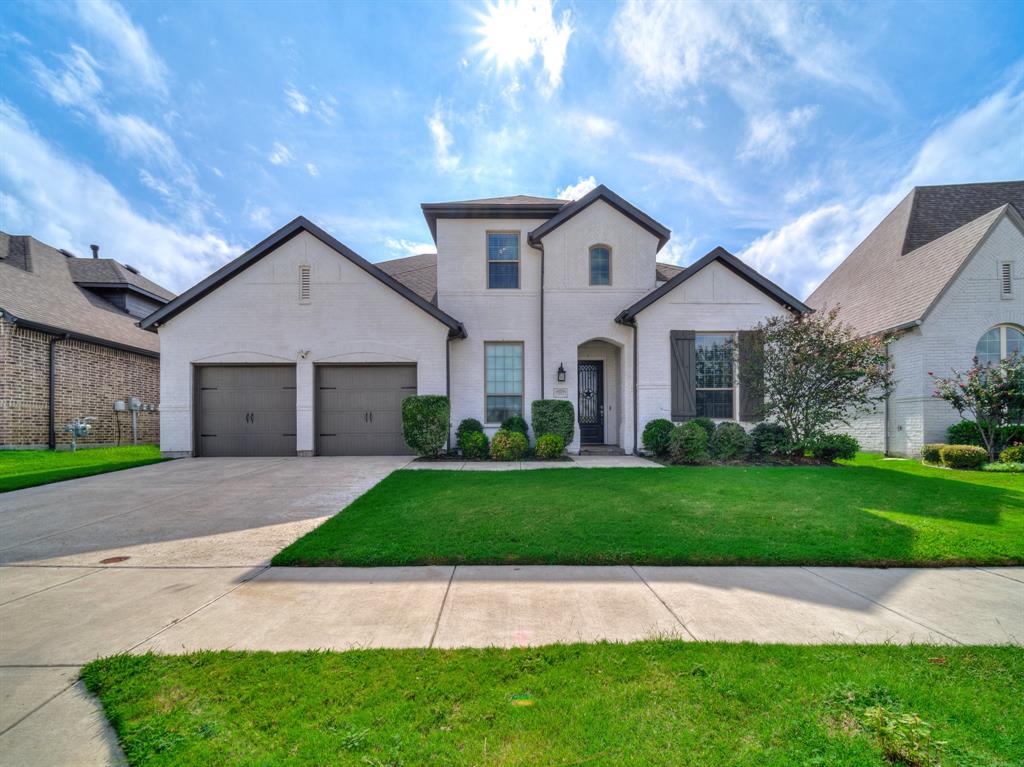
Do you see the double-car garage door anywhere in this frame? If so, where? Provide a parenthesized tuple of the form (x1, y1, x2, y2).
(195, 364, 414, 456)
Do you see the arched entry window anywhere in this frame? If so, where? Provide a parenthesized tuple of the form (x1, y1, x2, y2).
(976, 324, 1024, 365)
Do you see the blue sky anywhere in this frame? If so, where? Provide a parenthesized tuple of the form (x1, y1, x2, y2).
(2, 0, 1022, 299)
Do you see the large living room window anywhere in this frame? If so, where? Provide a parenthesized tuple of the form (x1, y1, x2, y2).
(487, 232, 520, 289)
(695, 333, 735, 418)
(976, 324, 1024, 365)
(485, 342, 523, 423)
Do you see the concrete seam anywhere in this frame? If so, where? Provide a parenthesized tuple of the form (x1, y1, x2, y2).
(801, 567, 964, 645)
(975, 566, 1024, 584)
(429, 566, 457, 648)
(629, 565, 698, 641)
(123, 565, 271, 654)
(0, 675, 78, 737)
(0, 568, 103, 607)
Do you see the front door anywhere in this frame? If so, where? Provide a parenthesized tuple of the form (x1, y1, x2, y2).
(578, 360, 604, 444)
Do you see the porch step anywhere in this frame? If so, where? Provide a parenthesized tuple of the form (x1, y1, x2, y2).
(578, 444, 626, 456)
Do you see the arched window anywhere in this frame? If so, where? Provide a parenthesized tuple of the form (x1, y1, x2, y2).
(976, 324, 1024, 365)
(589, 245, 610, 285)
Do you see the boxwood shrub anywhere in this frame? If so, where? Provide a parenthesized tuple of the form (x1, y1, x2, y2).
(691, 417, 716, 441)
(456, 418, 484, 444)
(921, 443, 945, 464)
(709, 422, 752, 460)
(459, 430, 489, 461)
(535, 433, 565, 459)
(642, 419, 674, 456)
(501, 415, 529, 437)
(939, 444, 987, 470)
(750, 422, 792, 456)
(668, 422, 709, 465)
(807, 433, 859, 462)
(531, 400, 575, 446)
(401, 395, 450, 457)
(490, 429, 528, 461)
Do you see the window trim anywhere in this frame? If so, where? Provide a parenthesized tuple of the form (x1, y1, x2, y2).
(589, 244, 612, 286)
(977, 323, 1024, 365)
(483, 340, 525, 425)
(486, 230, 521, 290)
(694, 331, 737, 420)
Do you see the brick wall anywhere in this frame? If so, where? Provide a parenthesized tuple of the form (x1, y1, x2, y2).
(0, 317, 160, 449)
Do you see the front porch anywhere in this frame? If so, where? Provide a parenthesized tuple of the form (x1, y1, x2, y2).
(576, 339, 624, 453)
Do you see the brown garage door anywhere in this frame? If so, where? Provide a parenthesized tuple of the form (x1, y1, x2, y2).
(196, 365, 296, 457)
(317, 365, 416, 455)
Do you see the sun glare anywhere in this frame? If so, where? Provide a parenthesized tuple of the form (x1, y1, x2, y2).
(472, 0, 537, 70)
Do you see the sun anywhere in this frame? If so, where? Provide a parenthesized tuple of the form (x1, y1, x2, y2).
(471, 0, 537, 71)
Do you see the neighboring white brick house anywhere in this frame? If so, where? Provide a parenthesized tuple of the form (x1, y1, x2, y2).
(144, 186, 807, 457)
(808, 181, 1024, 456)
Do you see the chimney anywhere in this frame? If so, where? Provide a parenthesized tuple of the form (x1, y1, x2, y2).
(90, 244, 99, 259)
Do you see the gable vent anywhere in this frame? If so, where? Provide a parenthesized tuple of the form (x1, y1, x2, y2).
(299, 264, 311, 303)
(1001, 261, 1013, 299)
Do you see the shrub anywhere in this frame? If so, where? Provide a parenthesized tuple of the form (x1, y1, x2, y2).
(456, 418, 484, 444)
(642, 419, 675, 456)
(501, 415, 529, 437)
(531, 400, 575, 446)
(750, 422, 792, 456)
(938, 444, 987, 470)
(401, 395, 450, 457)
(490, 429, 528, 461)
(921, 444, 945, 464)
(982, 461, 1024, 473)
(459, 430, 489, 461)
(947, 420, 1024, 453)
(691, 417, 716, 441)
(709, 422, 752, 460)
(535, 433, 565, 459)
(999, 444, 1024, 464)
(668, 422, 709, 465)
(807, 433, 859, 462)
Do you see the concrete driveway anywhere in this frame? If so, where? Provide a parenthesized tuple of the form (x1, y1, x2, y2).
(1, 457, 1022, 766)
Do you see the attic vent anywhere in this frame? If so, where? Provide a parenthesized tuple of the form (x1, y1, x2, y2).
(299, 264, 311, 303)
(1000, 261, 1013, 299)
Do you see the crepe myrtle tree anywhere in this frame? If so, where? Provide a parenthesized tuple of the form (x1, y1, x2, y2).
(738, 308, 894, 446)
(929, 354, 1024, 461)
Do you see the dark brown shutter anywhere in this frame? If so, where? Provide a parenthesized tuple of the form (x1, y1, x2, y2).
(670, 330, 696, 420)
(738, 330, 764, 422)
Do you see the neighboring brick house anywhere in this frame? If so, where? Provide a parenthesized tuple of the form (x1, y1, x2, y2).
(0, 232, 174, 449)
(807, 181, 1024, 456)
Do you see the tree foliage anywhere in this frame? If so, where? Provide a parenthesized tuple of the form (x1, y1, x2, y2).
(738, 308, 893, 444)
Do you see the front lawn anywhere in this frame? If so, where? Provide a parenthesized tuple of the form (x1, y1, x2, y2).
(83, 643, 1023, 767)
(273, 454, 1024, 567)
(0, 446, 166, 492)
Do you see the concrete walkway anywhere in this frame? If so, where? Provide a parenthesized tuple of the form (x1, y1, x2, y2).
(1, 457, 1021, 766)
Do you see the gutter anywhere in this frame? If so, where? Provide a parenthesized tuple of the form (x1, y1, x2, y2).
(1, 309, 160, 358)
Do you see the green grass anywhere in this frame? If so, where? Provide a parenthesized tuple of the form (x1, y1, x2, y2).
(273, 454, 1024, 567)
(82, 643, 1024, 766)
(0, 446, 166, 492)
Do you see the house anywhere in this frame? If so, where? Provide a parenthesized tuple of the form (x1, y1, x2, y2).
(807, 181, 1024, 456)
(142, 185, 807, 457)
(0, 232, 174, 449)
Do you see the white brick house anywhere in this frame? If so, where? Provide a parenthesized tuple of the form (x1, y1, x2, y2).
(807, 181, 1024, 456)
(143, 186, 807, 457)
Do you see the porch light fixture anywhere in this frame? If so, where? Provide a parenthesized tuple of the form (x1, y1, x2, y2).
(557, 363, 566, 382)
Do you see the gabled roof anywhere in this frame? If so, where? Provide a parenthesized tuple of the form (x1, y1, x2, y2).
(139, 217, 467, 338)
(808, 202, 1022, 336)
(901, 180, 1024, 254)
(528, 185, 671, 251)
(67, 258, 175, 302)
(616, 246, 809, 323)
(421, 195, 567, 242)
(0, 231, 168, 355)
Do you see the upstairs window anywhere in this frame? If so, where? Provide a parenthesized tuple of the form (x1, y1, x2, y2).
(590, 245, 611, 285)
(487, 232, 520, 289)
(976, 324, 1024, 366)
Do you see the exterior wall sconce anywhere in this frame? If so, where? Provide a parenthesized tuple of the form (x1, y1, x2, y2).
(557, 363, 566, 382)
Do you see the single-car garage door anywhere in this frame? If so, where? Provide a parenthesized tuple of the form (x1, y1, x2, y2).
(317, 364, 416, 455)
(196, 365, 296, 457)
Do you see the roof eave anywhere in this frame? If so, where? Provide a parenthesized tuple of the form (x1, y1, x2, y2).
(420, 202, 565, 243)
(1, 308, 160, 358)
(527, 185, 671, 252)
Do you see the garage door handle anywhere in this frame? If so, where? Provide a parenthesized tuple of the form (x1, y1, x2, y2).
(364, 412, 368, 422)
(369, 411, 373, 423)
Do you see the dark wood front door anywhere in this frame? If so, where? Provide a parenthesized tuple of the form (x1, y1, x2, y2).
(578, 360, 604, 444)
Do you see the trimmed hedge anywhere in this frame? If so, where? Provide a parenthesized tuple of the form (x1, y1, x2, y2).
(535, 433, 565, 460)
(709, 422, 752, 460)
(490, 429, 528, 461)
(531, 400, 575, 446)
(668, 422, 709, 465)
(691, 417, 716, 441)
(401, 395, 450, 457)
(807, 433, 859, 462)
(460, 430, 489, 461)
(939, 444, 987, 470)
(642, 419, 675, 457)
(947, 421, 1024, 453)
(501, 415, 530, 437)
(456, 418, 484, 444)
(921, 444, 944, 464)
(999, 444, 1024, 464)
(750, 422, 792, 456)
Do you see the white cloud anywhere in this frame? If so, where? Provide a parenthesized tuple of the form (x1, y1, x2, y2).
(268, 142, 293, 165)
(284, 86, 309, 114)
(305, 162, 319, 177)
(0, 102, 235, 292)
(245, 202, 273, 229)
(739, 105, 820, 163)
(427, 103, 460, 172)
(565, 112, 617, 139)
(631, 151, 733, 205)
(316, 95, 338, 123)
(471, 0, 573, 95)
(555, 176, 597, 200)
(74, 0, 168, 95)
(384, 238, 435, 258)
(658, 236, 702, 267)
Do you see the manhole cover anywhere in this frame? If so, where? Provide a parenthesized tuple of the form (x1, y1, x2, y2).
(99, 556, 130, 564)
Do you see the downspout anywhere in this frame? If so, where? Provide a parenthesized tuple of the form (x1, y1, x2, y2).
(446, 334, 452, 451)
(48, 334, 68, 449)
(882, 342, 890, 456)
(632, 320, 638, 455)
(538, 241, 545, 398)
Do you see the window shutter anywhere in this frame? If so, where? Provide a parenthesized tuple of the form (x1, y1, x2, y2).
(738, 330, 764, 422)
(670, 330, 696, 420)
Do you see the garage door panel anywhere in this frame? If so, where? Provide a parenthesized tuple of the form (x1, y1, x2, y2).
(196, 366, 296, 457)
(317, 365, 415, 456)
